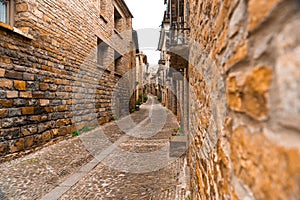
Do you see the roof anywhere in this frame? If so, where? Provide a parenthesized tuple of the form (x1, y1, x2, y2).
(114, 0, 134, 18)
(132, 30, 139, 53)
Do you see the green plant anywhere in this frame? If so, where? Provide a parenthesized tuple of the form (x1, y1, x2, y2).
(72, 131, 80, 137)
(114, 116, 119, 121)
(81, 126, 90, 132)
(178, 126, 183, 132)
(186, 194, 192, 200)
(136, 99, 141, 105)
(143, 95, 148, 101)
(139, 94, 143, 99)
(82, 126, 96, 132)
(157, 95, 162, 102)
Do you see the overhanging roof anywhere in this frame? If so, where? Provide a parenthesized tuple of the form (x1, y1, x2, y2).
(114, 0, 134, 18)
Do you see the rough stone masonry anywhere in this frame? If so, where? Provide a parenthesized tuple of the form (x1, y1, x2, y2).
(187, 0, 300, 199)
(0, 0, 137, 159)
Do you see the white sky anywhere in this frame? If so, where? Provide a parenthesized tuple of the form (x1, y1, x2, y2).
(124, 0, 166, 65)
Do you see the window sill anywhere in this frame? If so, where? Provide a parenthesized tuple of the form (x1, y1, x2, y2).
(114, 29, 123, 39)
(0, 22, 33, 40)
(100, 14, 108, 24)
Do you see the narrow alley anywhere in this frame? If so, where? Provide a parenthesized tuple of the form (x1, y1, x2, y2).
(1, 0, 300, 199)
(0, 96, 188, 199)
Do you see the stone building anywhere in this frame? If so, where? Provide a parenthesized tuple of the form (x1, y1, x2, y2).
(144, 64, 161, 97)
(0, 0, 137, 158)
(158, 0, 190, 130)
(159, 0, 300, 199)
(134, 36, 148, 104)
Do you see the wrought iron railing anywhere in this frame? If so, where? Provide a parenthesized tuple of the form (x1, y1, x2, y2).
(169, 21, 190, 46)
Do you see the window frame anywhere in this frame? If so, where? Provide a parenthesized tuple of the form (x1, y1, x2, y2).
(97, 37, 109, 67)
(114, 50, 122, 74)
(114, 7, 122, 32)
(0, 0, 15, 26)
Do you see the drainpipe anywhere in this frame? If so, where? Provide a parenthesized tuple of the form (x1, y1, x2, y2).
(178, 0, 180, 21)
(170, 0, 172, 26)
(170, 0, 173, 45)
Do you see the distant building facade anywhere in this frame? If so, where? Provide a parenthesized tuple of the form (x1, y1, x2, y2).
(157, 0, 190, 130)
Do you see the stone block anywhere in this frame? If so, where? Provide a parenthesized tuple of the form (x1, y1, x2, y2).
(58, 126, 68, 136)
(5, 71, 23, 80)
(14, 80, 26, 91)
(52, 129, 59, 137)
(25, 136, 34, 149)
(34, 134, 43, 145)
(39, 83, 49, 91)
(22, 126, 38, 136)
(224, 42, 248, 71)
(243, 67, 272, 121)
(20, 91, 32, 98)
(16, 3, 29, 12)
(56, 119, 70, 127)
(57, 105, 68, 112)
(0, 68, 5, 77)
(23, 73, 35, 81)
(40, 99, 50, 106)
(42, 131, 52, 142)
(9, 138, 25, 153)
(247, 0, 280, 31)
(0, 56, 11, 64)
(0, 91, 5, 98)
(13, 99, 26, 106)
(22, 107, 34, 115)
(32, 92, 44, 98)
(0, 99, 13, 107)
(0, 142, 8, 156)
(0, 109, 8, 118)
(0, 79, 13, 89)
(7, 91, 18, 98)
(8, 108, 21, 117)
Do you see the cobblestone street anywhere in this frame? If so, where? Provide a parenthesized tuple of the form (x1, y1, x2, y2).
(0, 96, 188, 200)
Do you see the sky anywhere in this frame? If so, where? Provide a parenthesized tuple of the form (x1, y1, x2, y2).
(124, 0, 166, 65)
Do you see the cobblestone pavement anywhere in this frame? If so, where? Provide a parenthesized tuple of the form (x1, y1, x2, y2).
(0, 96, 189, 200)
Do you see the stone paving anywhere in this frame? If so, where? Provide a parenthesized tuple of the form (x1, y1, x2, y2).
(0, 96, 189, 200)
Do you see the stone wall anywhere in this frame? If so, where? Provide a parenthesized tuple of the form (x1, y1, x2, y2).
(0, 0, 136, 158)
(188, 0, 300, 199)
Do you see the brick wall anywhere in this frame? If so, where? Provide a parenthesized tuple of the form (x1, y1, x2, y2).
(188, 0, 300, 199)
(0, 0, 136, 158)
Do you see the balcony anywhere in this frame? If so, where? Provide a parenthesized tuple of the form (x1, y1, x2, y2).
(167, 21, 190, 61)
(158, 59, 166, 65)
(169, 21, 190, 46)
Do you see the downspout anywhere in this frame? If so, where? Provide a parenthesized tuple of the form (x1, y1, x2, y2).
(178, 0, 180, 21)
(170, 0, 172, 26)
(170, 0, 172, 46)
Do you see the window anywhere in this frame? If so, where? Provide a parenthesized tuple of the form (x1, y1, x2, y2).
(0, 0, 15, 26)
(114, 7, 122, 32)
(99, 0, 107, 23)
(97, 38, 109, 67)
(114, 50, 122, 73)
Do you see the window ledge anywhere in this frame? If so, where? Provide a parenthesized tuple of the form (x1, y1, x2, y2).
(100, 14, 108, 24)
(0, 22, 33, 40)
(114, 29, 123, 39)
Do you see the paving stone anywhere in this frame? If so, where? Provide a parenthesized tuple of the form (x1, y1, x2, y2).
(0, 96, 188, 199)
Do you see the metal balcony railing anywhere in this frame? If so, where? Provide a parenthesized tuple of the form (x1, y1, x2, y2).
(169, 21, 190, 46)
